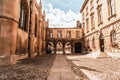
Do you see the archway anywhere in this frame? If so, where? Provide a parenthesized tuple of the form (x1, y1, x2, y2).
(75, 42, 82, 53)
(56, 42, 63, 54)
(99, 33, 104, 52)
(47, 42, 54, 54)
(65, 42, 71, 54)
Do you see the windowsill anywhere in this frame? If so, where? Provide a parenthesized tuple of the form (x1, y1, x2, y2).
(98, 21, 103, 26)
(108, 14, 116, 21)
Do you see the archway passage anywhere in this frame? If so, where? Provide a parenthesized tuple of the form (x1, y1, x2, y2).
(65, 42, 71, 54)
(75, 42, 82, 53)
(56, 42, 63, 54)
(47, 42, 54, 54)
(99, 34, 104, 52)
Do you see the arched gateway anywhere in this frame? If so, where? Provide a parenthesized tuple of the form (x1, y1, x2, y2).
(46, 27, 83, 54)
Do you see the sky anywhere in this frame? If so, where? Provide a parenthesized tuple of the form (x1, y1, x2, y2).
(37, 0, 84, 28)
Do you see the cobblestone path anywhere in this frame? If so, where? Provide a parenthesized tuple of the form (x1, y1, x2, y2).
(0, 54, 56, 80)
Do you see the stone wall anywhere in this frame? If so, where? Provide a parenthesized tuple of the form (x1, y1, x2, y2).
(16, 29, 28, 54)
(0, 18, 18, 56)
(84, 20, 120, 53)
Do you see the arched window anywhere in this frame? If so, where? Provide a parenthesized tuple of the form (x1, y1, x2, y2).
(111, 30, 116, 43)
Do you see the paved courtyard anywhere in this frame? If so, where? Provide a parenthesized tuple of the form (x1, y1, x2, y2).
(67, 54, 120, 80)
(0, 53, 120, 80)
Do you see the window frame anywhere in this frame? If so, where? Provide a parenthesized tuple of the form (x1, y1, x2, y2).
(19, 1, 28, 32)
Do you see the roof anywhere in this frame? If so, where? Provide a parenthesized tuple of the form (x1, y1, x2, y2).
(80, 0, 89, 13)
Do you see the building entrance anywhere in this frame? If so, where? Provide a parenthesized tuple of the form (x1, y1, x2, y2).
(75, 42, 82, 53)
(99, 34, 104, 52)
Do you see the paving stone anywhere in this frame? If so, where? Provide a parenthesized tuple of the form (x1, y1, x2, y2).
(0, 54, 56, 80)
(67, 55, 120, 80)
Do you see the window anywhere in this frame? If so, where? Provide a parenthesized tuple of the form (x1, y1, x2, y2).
(58, 31, 62, 38)
(76, 31, 80, 38)
(82, 23, 85, 35)
(108, 0, 116, 17)
(86, 19, 89, 33)
(92, 37, 95, 48)
(66, 31, 71, 38)
(35, 15, 37, 37)
(82, 13, 84, 20)
(48, 31, 53, 38)
(90, 0, 93, 10)
(97, 0, 101, 3)
(87, 39, 89, 47)
(83, 22, 85, 30)
(86, 7, 88, 16)
(91, 13, 95, 30)
(50, 32, 53, 38)
(111, 30, 116, 43)
(19, 1, 28, 31)
(97, 5, 103, 25)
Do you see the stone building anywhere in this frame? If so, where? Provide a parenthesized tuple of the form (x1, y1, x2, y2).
(0, 0, 48, 66)
(80, 0, 120, 54)
(46, 21, 83, 54)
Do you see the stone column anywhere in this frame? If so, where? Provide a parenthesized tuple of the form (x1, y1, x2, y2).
(28, 0, 35, 57)
(62, 42, 66, 54)
(37, 20, 42, 55)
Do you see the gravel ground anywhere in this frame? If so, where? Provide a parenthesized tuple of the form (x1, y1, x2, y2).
(0, 54, 56, 80)
(67, 55, 120, 80)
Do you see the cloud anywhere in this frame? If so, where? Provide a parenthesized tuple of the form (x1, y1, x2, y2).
(45, 3, 81, 28)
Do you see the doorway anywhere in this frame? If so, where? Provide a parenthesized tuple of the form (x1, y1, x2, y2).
(99, 34, 104, 52)
(75, 42, 82, 53)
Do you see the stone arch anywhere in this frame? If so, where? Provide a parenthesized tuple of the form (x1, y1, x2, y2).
(47, 42, 54, 54)
(65, 42, 72, 54)
(56, 41, 63, 54)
